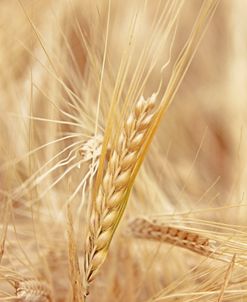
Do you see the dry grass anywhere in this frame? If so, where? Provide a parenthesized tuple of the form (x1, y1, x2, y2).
(217, 254, 236, 302)
(1, 0, 247, 301)
(67, 205, 83, 302)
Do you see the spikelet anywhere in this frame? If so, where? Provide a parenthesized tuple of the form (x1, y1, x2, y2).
(84, 93, 157, 294)
(15, 280, 53, 302)
(129, 217, 215, 257)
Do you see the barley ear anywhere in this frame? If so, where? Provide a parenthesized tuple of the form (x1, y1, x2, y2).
(129, 217, 215, 257)
(83, 94, 157, 295)
(15, 279, 53, 302)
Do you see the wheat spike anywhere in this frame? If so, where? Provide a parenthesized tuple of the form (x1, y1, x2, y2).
(129, 217, 215, 257)
(16, 280, 53, 302)
(84, 94, 157, 295)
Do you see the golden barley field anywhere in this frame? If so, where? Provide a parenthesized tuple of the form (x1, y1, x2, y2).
(1, 0, 247, 301)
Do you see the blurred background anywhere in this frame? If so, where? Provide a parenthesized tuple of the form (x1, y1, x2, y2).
(1, 0, 247, 198)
